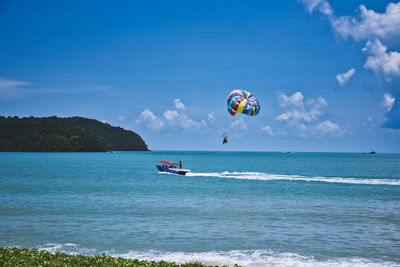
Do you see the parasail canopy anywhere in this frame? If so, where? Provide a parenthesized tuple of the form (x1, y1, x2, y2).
(227, 89, 260, 116)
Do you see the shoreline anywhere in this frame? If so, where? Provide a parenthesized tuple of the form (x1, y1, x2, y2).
(0, 247, 227, 267)
(1, 246, 398, 267)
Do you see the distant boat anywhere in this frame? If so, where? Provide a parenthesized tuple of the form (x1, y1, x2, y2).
(362, 151, 376, 154)
(155, 160, 191, 176)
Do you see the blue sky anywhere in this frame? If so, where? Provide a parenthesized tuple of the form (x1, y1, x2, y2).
(0, 0, 399, 152)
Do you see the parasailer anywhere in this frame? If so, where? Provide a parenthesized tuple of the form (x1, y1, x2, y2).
(223, 89, 260, 144)
(222, 135, 228, 145)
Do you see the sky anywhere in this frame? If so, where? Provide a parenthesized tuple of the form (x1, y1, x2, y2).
(0, 0, 399, 152)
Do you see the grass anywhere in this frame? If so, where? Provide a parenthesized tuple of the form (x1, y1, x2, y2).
(0, 247, 239, 267)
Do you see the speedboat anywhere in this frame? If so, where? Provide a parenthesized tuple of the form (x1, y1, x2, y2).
(155, 160, 190, 175)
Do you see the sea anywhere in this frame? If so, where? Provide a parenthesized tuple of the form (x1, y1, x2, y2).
(1, 151, 399, 267)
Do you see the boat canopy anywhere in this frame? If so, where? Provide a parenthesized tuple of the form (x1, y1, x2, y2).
(160, 161, 174, 164)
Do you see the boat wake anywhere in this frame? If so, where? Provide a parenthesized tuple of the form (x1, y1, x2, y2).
(186, 171, 400, 186)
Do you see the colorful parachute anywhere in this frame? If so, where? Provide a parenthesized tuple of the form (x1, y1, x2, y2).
(227, 89, 260, 116)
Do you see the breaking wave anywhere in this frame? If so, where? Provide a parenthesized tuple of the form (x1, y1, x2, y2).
(36, 244, 399, 267)
(185, 171, 400, 186)
(37, 243, 96, 255)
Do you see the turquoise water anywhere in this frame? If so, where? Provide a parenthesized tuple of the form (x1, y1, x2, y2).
(1, 151, 400, 266)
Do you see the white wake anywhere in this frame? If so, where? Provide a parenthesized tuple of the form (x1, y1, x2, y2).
(185, 171, 400, 186)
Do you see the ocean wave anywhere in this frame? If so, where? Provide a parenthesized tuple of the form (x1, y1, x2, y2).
(38, 243, 96, 255)
(37, 245, 399, 267)
(112, 250, 400, 267)
(185, 171, 400, 186)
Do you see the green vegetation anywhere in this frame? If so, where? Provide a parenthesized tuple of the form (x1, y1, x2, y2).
(0, 247, 231, 267)
(0, 116, 149, 152)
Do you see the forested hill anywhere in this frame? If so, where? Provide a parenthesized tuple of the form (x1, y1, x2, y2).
(0, 116, 149, 152)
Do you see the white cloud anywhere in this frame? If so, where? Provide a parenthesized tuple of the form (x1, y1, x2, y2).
(362, 39, 400, 80)
(382, 93, 395, 112)
(0, 78, 29, 88)
(163, 109, 179, 124)
(301, 1, 400, 42)
(207, 112, 215, 122)
(300, 1, 400, 80)
(274, 91, 342, 137)
(259, 125, 288, 136)
(137, 99, 207, 132)
(174, 98, 186, 110)
(118, 115, 125, 120)
(230, 118, 247, 132)
(136, 109, 165, 130)
(305, 96, 327, 122)
(330, 2, 400, 42)
(300, 0, 332, 16)
(276, 110, 305, 122)
(178, 116, 207, 131)
(276, 92, 327, 124)
(314, 120, 343, 136)
(336, 68, 355, 86)
(306, 96, 327, 107)
(0, 78, 116, 100)
(163, 109, 207, 131)
(259, 125, 274, 135)
(278, 91, 304, 108)
(0, 78, 30, 100)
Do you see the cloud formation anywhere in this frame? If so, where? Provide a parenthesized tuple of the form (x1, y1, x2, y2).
(259, 125, 287, 136)
(330, 2, 400, 42)
(362, 39, 400, 80)
(136, 99, 207, 132)
(277, 91, 304, 108)
(276, 92, 327, 124)
(300, 0, 332, 16)
(300, 1, 400, 81)
(259, 125, 274, 135)
(0, 78, 30, 100)
(230, 117, 247, 133)
(136, 109, 165, 130)
(313, 120, 341, 135)
(301, 1, 400, 42)
(207, 112, 215, 122)
(174, 98, 186, 110)
(163, 108, 207, 131)
(336, 68, 355, 86)
(382, 93, 395, 112)
(264, 91, 343, 137)
(0, 78, 117, 100)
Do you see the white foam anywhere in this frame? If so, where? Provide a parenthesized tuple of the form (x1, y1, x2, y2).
(110, 249, 399, 267)
(186, 171, 400, 186)
(38, 243, 95, 255)
(33, 245, 399, 267)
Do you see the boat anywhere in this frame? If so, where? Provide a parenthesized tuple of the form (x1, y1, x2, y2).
(155, 160, 191, 175)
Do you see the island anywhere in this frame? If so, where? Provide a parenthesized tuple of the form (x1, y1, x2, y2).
(0, 116, 149, 152)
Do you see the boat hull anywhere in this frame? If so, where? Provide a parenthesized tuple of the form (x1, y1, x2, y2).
(155, 164, 189, 175)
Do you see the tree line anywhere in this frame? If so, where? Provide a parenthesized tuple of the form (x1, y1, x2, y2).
(0, 116, 149, 152)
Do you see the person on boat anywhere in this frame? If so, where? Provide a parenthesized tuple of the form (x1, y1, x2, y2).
(222, 135, 228, 145)
(179, 161, 182, 169)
